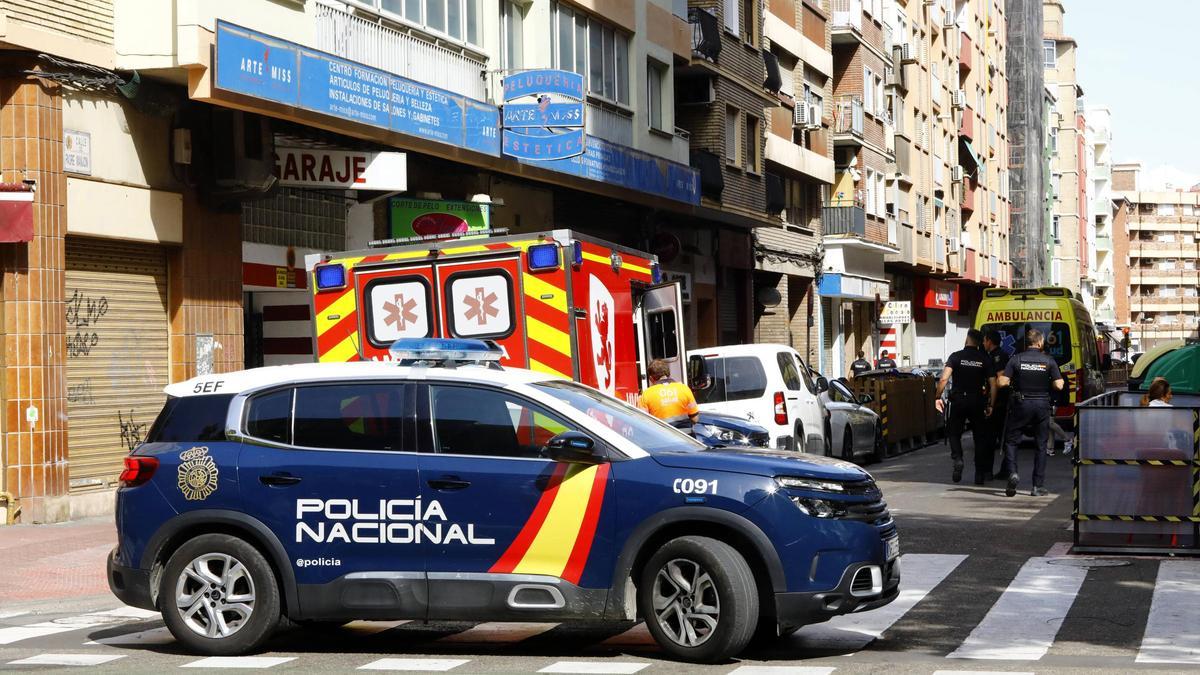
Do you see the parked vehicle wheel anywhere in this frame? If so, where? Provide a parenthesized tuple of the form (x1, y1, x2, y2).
(161, 533, 281, 655)
(823, 422, 833, 457)
(872, 422, 886, 464)
(841, 427, 854, 462)
(750, 620, 800, 645)
(794, 422, 805, 453)
(638, 535, 759, 663)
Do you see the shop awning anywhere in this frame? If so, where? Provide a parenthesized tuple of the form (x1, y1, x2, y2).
(0, 185, 34, 243)
(959, 138, 983, 174)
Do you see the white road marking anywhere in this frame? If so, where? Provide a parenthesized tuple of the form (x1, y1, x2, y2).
(720, 662, 835, 667)
(1044, 541, 1072, 557)
(0, 607, 153, 645)
(7, 653, 127, 666)
(792, 553, 966, 650)
(1137, 560, 1200, 664)
(85, 626, 175, 646)
(933, 671, 1034, 675)
(181, 656, 297, 668)
(948, 556, 1088, 660)
(91, 606, 160, 619)
(437, 621, 557, 643)
(358, 658, 471, 671)
(0, 610, 27, 620)
(538, 662, 650, 674)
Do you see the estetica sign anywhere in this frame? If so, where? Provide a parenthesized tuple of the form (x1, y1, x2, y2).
(274, 148, 406, 190)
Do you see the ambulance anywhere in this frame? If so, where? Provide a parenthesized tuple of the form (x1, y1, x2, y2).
(306, 229, 691, 408)
(974, 287, 1107, 431)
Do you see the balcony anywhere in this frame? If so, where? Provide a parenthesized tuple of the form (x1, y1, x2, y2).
(962, 179, 977, 213)
(886, 222, 916, 265)
(959, 31, 973, 74)
(830, 0, 864, 43)
(833, 96, 865, 143)
(892, 134, 912, 179)
(959, 104, 976, 141)
(586, 103, 634, 148)
(823, 203, 867, 237)
(689, 7, 721, 62)
(933, 155, 944, 189)
(1093, 163, 1111, 181)
(990, 255, 999, 281)
(765, 133, 836, 183)
(314, 4, 486, 101)
(1094, 235, 1112, 252)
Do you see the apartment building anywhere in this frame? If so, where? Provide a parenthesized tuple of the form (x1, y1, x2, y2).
(0, 0, 818, 521)
(1114, 164, 1200, 351)
(1084, 105, 1115, 324)
(1004, 0, 1046, 287)
(753, 0, 836, 363)
(1043, 0, 1085, 292)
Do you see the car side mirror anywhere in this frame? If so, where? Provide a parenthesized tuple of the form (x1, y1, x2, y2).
(687, 354, 712, 390)
(545, 431, 602, 464)
(859, 394, 874, 405)
(816, 376, 829, 392)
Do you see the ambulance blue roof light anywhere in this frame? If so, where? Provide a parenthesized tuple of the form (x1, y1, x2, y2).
(388, 338, 505, 366)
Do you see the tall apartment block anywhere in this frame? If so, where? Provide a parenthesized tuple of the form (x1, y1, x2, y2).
(1084, 106, 1115, 324)
(1043, 0, 1085, 292)
(1114, 164, 1200, 351)
(1004, 0, 1046, 287)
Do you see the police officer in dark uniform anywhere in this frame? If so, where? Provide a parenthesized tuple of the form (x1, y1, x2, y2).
(983, 329, 1011, 480)
(877, 350, 897, 370)
(849, 351, 872, 378)
(997, 327, 1065, 497)
(935, 329, 997, 485)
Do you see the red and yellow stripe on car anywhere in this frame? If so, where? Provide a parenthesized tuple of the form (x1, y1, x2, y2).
(490, 462, 610, 584)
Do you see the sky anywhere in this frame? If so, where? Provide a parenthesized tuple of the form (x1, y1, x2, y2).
(1066, 0, 1200, 190)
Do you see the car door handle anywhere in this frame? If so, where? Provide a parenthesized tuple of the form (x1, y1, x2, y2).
(427, 477, 471, 491)
(259, 473, 302, 487)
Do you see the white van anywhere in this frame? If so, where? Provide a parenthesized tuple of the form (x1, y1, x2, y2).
(687, 344, 828, 452)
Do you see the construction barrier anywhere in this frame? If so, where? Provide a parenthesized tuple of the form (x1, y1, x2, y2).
(849, 375, 943, 454)
(1074, 390, 1200, 554)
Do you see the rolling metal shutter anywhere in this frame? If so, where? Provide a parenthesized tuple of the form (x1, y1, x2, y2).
(821, 296, 834, 373)
(66, 238, 169, 491)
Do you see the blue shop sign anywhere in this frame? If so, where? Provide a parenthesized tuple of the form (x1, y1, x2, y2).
(503, 128, 586, 160)
(512, 135, 700, 205)
(503, 70, 585, 102)
(502, 102, 584, 128)
(214, 21, 500, 157)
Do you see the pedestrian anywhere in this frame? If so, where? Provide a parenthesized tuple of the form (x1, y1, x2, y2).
(935, 329, 997, 485)
(877, 350, 897, 370)
(850, 351, 872, 378)
(983, 330, 1011, 480)
(638, 359, 701, 428)
(1142, 377, 1173, 407)
(997, 328, 1065, 497)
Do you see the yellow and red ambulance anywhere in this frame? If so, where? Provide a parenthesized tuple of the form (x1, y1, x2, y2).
(305, 229, 686, 404)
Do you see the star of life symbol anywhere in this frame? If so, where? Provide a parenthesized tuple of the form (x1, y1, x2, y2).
(383, 294, 419, 331)
(462, 287, 500, 326)
(1001, 333, 1017, 355)
(178, 446, 219, 501)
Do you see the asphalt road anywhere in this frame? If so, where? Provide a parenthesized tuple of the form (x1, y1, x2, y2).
(2, 440, 1197, 674)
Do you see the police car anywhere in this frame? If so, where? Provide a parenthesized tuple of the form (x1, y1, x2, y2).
(108, 339, 899, 663)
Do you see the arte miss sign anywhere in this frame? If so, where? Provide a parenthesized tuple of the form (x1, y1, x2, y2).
(273, 147, 407, 191)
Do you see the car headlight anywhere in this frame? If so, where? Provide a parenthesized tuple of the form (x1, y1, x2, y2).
(789, 497, 848, 518)
(695, 424, 749, 444)
(775, 476, 846, 492)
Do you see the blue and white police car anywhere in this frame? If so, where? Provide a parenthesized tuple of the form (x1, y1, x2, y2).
(108, 339, 899, 663)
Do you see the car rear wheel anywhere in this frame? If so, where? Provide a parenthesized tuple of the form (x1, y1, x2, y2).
(872, 422, 886, 464)
(161, 533, 280, 655)
(638, 535, 758, 663)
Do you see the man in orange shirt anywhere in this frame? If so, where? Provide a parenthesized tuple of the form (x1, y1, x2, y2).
(639, 359, 700, 427)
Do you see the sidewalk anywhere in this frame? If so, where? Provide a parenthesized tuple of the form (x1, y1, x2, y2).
(0, 517, 114, 606)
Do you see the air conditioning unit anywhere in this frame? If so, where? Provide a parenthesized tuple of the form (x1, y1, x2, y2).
(807, 102, 823, 128)
(944, 8, 957, 27)
(951, 165, 965, 182)
(207, 109, 276, 200)
(898, 43, 915, 63)
(948, 236, 961, 252)
(794, 102, 810, 126)
(951, 89, 966, 108)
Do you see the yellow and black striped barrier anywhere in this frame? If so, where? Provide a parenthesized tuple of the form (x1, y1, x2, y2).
(1076, 459, 1196, 466)
(1076, 514, 1200, 523)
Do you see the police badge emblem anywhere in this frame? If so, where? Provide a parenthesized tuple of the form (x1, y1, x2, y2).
(177, 446, 219, 501)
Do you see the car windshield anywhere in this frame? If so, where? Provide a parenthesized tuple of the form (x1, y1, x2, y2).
(979, 321, 1073, 366)
(528, 380, 705, 454)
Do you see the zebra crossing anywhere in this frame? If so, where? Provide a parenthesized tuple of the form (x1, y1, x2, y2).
(3, 553, 1200, 671)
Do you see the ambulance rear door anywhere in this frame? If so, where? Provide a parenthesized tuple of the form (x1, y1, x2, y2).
(354, 263, 442, 361)
(433, 255, 529, 368)
(634, 282, 687, 390)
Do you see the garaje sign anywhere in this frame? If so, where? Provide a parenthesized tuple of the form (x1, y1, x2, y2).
(273, 148, 406, 190)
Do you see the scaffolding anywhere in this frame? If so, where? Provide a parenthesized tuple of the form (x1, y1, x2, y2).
(1004, 0, 1048, 287)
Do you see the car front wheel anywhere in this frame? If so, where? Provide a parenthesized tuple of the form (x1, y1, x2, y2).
(161, 533, 281, 655)
(638, 535, 758, 663)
